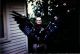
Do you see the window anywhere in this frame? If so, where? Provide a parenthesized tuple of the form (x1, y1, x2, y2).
(0, 0, 4, 38)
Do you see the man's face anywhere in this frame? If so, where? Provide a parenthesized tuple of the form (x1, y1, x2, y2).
(35, 17, 42, 25)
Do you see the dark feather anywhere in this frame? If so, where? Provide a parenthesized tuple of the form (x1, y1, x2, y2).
(11, 11, 33, 36)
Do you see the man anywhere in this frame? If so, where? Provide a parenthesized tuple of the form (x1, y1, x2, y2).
(35, 17, 42, 25)
(29, 17, 47, 53)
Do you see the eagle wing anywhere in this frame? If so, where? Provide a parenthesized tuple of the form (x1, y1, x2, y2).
(11, 11, 33, 36)
(42, 17, 59, 40)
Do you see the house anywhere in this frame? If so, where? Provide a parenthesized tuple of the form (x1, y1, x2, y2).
(0, 0, 28, 54)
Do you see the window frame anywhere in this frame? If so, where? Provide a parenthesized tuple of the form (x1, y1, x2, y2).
(0, 0, 9, 42)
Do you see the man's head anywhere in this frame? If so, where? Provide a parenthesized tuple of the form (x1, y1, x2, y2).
(35, 17, 42, 25)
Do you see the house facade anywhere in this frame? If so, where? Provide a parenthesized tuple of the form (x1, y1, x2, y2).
(0, 0, 28, 54)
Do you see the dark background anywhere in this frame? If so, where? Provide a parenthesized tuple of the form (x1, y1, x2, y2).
(47, 0, 79, 53)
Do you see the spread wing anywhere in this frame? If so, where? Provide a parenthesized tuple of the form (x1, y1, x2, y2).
(11, 11, 33, 36)
(42, 17, 59, 39)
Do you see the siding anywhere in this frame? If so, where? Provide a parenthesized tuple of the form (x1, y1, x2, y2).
(1, 1, 28, 54)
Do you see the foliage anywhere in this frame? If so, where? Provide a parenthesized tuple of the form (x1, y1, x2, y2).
(27, 0, 76, 26)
